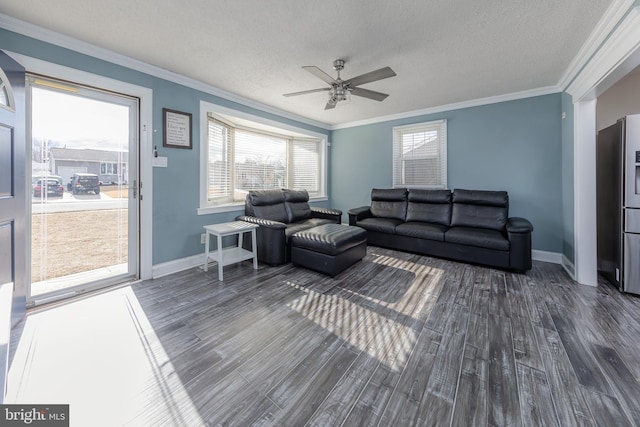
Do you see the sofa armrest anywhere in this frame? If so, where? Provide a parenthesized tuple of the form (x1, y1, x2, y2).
(506, 217, 533, 233)
(236, 215, 288, 265)
(348, 206, 372, 226)
(236, 215, 287, 230)
(310, 207, 342, 223)
(506, 217, 533, 272)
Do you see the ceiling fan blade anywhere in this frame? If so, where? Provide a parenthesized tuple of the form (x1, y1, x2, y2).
(283, 87, 330, 97)
(350, 87, 389, 102)
(324, 99, 337, 110)
(346, 66, 396, 87)
(303, 66, 337, 85)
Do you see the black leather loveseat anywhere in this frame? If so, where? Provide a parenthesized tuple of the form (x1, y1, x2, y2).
(348, 188, 533, 272)
(237, 189, 343, 266)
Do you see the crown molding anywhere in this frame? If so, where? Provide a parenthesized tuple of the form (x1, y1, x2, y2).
(330, 85, 561, 130)
(566, 4, 640, 101)
(0, 13, 332, 131)
(558, 0, 636, 91)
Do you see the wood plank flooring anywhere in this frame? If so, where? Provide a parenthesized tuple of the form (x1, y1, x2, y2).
(8, 246, 640, 426)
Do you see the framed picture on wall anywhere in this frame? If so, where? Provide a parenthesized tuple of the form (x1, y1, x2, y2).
(163, 108, 192, 149)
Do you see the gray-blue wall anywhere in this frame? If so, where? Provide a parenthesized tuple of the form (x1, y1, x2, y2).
(0, 28, 330, 265)
(561, 92, 575, 262)
(331, 94, 564, 253)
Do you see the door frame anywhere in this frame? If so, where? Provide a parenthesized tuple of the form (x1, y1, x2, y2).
(6, 52, 153, 284)
(566, 5, 640, 286)
(28, 76, 140, 301)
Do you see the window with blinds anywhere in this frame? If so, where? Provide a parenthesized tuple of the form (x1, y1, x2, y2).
(392, 119, 447, 189)
(207, 119, 232, 202)
(206, 116, 325, 206)
(291, 139, 321, 193)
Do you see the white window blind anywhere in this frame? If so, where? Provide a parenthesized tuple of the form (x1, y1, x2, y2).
(291, 139, 321, 196)
(206, 116, 325, 206)
(207, 119, 232, 202)
(392, 119, 447, 189)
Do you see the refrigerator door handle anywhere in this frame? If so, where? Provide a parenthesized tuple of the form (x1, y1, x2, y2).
(625, 116, 640, 208)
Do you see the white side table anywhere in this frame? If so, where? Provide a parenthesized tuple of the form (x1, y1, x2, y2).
(203, 221, 259, 281)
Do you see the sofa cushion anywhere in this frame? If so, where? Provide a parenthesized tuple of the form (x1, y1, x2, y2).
(452, 189, 508, 207)
(445, 226, 510, 251)
(357, 217, 402, 234)
(451, 204, 508, 231)
(290, 224, 367, 255)
(370, 188, 408, 221)
(248, 190, 288, 223)
(406, 189, 452, 226)
(451, 189, 508, 231)
(395, 222, 447, 241)
(284, 218, 334, 241)
(283, 189, 312, 222)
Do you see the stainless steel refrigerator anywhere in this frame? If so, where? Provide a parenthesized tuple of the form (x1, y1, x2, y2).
(597, 114, 640, 294)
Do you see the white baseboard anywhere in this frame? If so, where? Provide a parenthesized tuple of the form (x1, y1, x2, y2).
(561, 255, 576, 280)
(531, 249, 562, 264)
(152, 254, 203, 279)
(531, 250, 577, 280)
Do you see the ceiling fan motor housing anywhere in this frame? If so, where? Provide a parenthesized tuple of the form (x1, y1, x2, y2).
(331, 84, 348, 101)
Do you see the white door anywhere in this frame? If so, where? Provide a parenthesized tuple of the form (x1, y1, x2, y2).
(0, 50, 26, 403)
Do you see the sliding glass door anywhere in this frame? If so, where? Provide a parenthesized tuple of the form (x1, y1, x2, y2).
(27, 75, 139, 304)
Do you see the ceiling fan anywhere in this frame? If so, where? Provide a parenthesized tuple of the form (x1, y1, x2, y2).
(283, 59, 396, 110)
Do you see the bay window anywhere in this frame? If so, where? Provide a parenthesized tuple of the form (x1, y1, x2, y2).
(200, 106, 327, 213)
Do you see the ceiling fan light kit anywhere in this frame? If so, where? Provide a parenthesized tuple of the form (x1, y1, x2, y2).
(283, 59, 396, 110)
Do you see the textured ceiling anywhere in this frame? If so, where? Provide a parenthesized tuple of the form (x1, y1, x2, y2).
(0, 0, 616, 127)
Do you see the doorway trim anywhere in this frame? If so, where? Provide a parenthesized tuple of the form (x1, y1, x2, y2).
(566, 5, 640, 286)
(5, 52, 153, 283)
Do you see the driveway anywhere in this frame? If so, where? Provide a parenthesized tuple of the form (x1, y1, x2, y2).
(32, 191, 128, 213)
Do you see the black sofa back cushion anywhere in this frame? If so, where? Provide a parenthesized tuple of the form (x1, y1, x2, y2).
(370, 188, 408, 221)
(283, 189, 312, 222)
(453, 189, 508, 207)
(406, 189, 452, 226)
(451, 189, 508, 231)
(247, 190, 289, 223)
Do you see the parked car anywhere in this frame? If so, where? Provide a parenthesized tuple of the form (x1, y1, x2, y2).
(33, 177, 64, 197)
(32, 173, 63, 186)
(68, 173, 100, 195)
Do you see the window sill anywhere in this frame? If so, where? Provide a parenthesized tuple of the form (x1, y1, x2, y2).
(197, 196, 329, 216)
(197, 204, 245, 216)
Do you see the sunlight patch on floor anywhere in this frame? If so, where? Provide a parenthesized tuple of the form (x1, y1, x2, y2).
(285, 257, 444, 371)
(286, 283, 417, 371)
(6, 287, 204, 427)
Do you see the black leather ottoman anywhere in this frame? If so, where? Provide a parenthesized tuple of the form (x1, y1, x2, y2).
(290, 224, 367, 277)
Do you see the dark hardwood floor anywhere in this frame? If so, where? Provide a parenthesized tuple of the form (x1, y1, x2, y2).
(8, 246, 640, 426)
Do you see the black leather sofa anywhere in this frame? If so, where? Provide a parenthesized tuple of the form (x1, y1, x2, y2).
(236, 189, 342, 266)
(348, 188, 533, 272)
